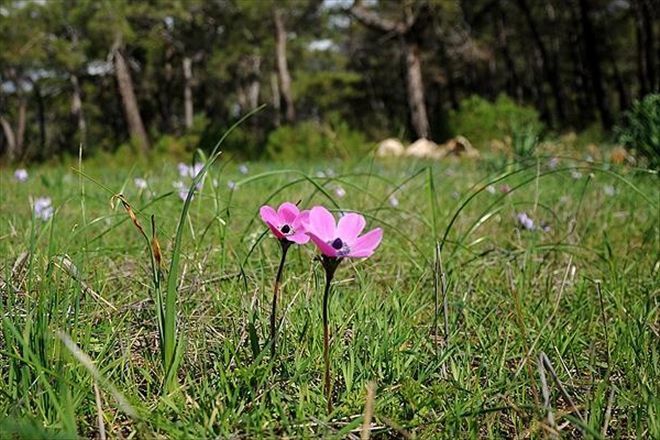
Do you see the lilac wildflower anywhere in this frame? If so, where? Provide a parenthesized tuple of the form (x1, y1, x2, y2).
(134, 178, 148, 190)
(14, 169, 28, 182)
(33, 197, 54, 221)
(173, 181, 190, 201)
(517, 212, 535, 231)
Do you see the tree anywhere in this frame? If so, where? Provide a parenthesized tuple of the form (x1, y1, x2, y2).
(273, 7, 296, 123)
(350, 0, 432, 139)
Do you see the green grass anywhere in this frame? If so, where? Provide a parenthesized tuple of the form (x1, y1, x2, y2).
(0, 154, 658, 438)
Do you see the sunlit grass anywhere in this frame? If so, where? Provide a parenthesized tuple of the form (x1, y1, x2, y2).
(0, 155, 658, 438)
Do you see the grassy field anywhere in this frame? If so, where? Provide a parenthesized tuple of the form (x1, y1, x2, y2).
(0, 153, 658, 439)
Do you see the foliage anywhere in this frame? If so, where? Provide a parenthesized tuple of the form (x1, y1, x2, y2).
(449, 94, 544, 149)
(155, 113, 209, 158)
(616, 93, 660, 169)
(200, 122, 265, 160)
(1, 0, 655, 162)
(510, 123, 545, 160)
(265, 119, 369, 161)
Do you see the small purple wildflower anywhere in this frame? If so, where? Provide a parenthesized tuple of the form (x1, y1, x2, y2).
(173, 181, 190, 201)
(238, 164, 249, 175)
(134, 178, 148, 190)
(33, 197, 54, 221)
(177, 162, 190, 177)
(388, 195, 399, 207)
(548, 157, 559, 170)
(14, 169, 28, 182)
(334, 186, 346, 198)
(517, 212, 535, 231)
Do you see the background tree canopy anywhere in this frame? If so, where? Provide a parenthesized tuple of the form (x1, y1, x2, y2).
(0, 0, 657, 162)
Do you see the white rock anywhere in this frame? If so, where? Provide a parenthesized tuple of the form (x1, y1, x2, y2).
(376, 138, 405, 157)
(405, 138, 444, 159)
(442, 135, 479, 158)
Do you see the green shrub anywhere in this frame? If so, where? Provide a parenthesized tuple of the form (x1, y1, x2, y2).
(155, 113, 209, 159)
(511, 125, 540, 160)
(265, 118, 369, 161)
(616, 93, 660, 169)
(574, 122, 609, 149)
(449, 94, 544, 149)
(199, 118, 264, 159)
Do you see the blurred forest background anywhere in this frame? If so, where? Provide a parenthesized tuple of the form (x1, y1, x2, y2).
(0, 0, 658, 163)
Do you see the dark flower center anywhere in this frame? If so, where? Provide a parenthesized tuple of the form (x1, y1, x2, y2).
(280, 224, 291, 234)
(331, 238, 343, 249)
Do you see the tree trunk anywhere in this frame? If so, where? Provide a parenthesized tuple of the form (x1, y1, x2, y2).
(515, 0, 565, 125)
(112, 35, 150, 153)
(70, 74, 87, 146)
(0, 115, 17, 161)
(496, 8, 523, 101)
(16, 95, 26, 156)
(33, 80, 46, 155)
(247, 55, 261, 111)
(578, 0, 612, 128)
(639, 0, 657, 92)
(270, 72, 281, 126)
(611, 56, 630, 112)
(273, 8, 295, 123)
(182, 56, 194, 130)
(404, 40, 430, 139)
(633, 1, 649, 96)
(350, 2, 432, 139)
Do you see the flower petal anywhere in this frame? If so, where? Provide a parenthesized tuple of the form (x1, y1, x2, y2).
(288, 231, 310, 244)
(293, 210, 310, 230)
(336, 212, 366, 244)
(348, 228, 383, 258)
(259, 205, 280, 227)
(308, 232, 337, 257)
(266, 222, 285, 239)
(278, 202, 300, 224)
(307, 206, 336, 241)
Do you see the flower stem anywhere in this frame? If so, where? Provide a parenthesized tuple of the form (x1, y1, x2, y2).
(322, 269, 333, 413)
(270, 240, 290, 357)
(320, 255, 341, 414)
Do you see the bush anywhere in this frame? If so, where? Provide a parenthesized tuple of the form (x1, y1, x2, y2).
(449, 94, 544, 149)
(511, 125, 540, 160)
(616, 93, 660, 169)
(198, 118, 264, 160)
(265, 118, 369, 161)
(155, 113, 209, 159)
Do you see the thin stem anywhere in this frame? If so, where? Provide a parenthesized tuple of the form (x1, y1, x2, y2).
(322, 269, 333, 413)
(270, 240, 290, 357)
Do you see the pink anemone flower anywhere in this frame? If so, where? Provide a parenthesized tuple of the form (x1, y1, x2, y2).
(259, 202, 310, 245)
(304, 206, 382, 259)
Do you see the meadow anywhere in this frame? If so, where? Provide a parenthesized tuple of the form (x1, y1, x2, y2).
(0, 151, 658, 439)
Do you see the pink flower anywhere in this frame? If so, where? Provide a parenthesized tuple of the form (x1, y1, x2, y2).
(304, 206, 382, 258)
(259, 202, 310, 245)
